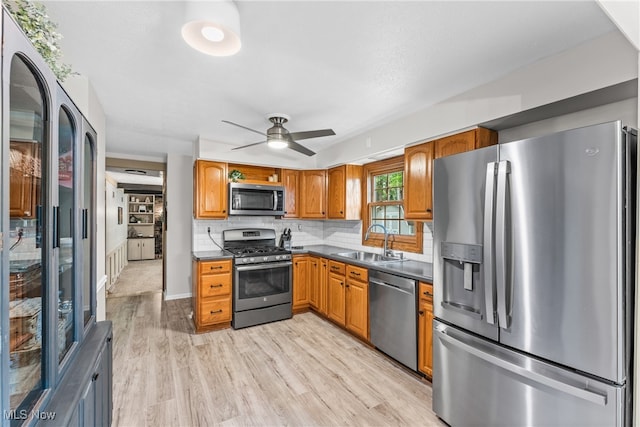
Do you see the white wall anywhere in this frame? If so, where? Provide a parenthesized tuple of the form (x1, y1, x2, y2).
(316, 31, 638, 168)
(104, 181, 127, 253)
(60, 75, 108, 321)
(165, 153, 194, 300)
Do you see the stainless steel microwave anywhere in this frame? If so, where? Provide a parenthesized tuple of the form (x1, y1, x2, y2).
(228, 182, 285, 216)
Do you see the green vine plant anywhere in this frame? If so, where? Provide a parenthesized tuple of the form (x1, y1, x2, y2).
(4, 0, 74, 81)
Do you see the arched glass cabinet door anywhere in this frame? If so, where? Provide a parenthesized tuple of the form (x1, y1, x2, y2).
(56, 105, 76, 363)
(82, 127, 97, 326)
(7, 54, 48, 412)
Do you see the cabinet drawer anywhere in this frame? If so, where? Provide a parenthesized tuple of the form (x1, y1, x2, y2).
(328, 260, 345, 275)
(346, 265, 368, 282)
(419, 282, 433, 303)
(200, 273, 231, 298)
(199, 298, 231, 325)
(199, 260, 231, 275)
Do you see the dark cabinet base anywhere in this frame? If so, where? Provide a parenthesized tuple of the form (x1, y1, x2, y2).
(36, 321, 112, 427)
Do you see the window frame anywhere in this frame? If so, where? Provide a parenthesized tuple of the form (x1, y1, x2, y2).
(362, 155, 423, 253)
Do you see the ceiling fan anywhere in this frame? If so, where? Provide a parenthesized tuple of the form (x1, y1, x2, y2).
(223, 113, 335, 156)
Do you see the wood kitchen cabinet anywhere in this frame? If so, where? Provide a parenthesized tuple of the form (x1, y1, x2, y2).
(404, 140, 434, 220)
(345, 265, 368, 341)
(293, 255, 310, 312)
(327, 165, 363, 220)
(418, 281, 434, 378)
(9, 140, 38, 218)
(309, 256, 328, 316)
(327, 260, 346, 325)
(281, 169, 300, 218)
(127, 238, 155, 261)
(192, 259, 233, 332)
(194, 160, 228, 219)
(434, 127, 497, 159)
(300, 169, 327, 218)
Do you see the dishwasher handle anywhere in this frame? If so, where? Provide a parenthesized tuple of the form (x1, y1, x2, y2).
(369, 278, 415, 296)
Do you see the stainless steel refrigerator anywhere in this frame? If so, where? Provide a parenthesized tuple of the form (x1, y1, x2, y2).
(432, 121, 636, 426)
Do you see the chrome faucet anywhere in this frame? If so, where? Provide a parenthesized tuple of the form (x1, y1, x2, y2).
(365, 223, 390, 256)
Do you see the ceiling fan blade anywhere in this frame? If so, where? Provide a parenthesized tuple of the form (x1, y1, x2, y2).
(288, 129, 335, 141)
(231, 141, 267, 151)
(222, 120, 267, 137)
(287, 140, 316, 156)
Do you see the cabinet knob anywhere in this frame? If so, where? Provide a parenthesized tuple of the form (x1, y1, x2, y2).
(340, 210, 343, 214)
(424, 291, 432, 297)
(345, 284, 349, 288)
(322, 212, 325, 215)
(284, 211, 288, 214)
(419, 310, 425, 316)
(340, 281, 343, 286)
(222, 210, 226, 213)
(92, 373, 100, 382)
(426, 209, 432, 213)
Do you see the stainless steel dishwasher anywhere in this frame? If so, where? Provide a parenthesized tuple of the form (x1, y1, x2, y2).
(369, 270, 417, 371)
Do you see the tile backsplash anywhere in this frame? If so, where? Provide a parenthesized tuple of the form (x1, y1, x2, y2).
(193, 217, 434, 263)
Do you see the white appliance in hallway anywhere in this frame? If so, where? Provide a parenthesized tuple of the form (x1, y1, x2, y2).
(432, 121, 637, 426)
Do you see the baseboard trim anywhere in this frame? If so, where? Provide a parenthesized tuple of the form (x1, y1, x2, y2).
(164, 292, 192, 301)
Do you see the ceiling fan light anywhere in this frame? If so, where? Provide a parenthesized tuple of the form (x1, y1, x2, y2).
(182, 1, 241, 56)
(267, 139, 288, 150)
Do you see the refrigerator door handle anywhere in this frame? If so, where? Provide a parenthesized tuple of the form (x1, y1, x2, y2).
(436, 327, 608, 406)
(496, 160, 511, 329)
(483, 162, 498, 324)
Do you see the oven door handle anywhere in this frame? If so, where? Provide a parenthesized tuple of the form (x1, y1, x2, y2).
(235, 261, 293, 271)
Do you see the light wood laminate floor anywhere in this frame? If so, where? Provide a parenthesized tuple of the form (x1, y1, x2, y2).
(107, 293, 444, 426)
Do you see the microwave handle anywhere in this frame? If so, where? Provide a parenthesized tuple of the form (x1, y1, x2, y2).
(273, 191, 278, 211)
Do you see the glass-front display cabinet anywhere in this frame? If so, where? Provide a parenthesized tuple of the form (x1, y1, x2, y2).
(1, 8, 110, 427)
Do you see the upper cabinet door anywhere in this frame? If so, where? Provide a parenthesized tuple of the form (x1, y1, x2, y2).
(404, 141, 434, 220)
(194, 160, 227, 219)
(56, 100, 79, 364)
(281, 169, 299, 218)
(327, 166, 346, 218)
(434, 128, 498, 159)
(81, 124, 97, 327)
(328, 165, 363, 220)
(300, 170, 326, 218)
(5, 31, 54, 413)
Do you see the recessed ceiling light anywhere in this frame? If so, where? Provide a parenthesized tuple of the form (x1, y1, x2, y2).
(182, 1, 241, 57)
(201, 26, 225, 42)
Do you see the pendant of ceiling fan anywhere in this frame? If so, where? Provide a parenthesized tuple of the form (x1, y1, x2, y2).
(223, 113, 335, 156)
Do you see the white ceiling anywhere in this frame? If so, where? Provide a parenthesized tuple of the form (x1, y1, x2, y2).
(43, 1, 617, 163)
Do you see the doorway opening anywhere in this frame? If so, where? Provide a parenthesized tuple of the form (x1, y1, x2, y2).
(104, 158, 166, 297)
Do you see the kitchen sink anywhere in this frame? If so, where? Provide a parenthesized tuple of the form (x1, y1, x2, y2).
(333, 251, 405, 263)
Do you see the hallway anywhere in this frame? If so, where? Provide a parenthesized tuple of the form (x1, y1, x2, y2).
(108, 258, 163, 297)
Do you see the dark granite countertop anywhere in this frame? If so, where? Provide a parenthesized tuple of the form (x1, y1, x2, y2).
(192, 250, 234, 261)
(291, 244, 433, 283)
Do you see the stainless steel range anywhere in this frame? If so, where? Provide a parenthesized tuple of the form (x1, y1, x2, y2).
(223, 228, 292, 329)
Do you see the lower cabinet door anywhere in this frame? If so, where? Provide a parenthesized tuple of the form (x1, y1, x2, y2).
(418, 299, 434, 377)
(345, 279, 368, 340)
(328, 273, 345, 325)
(199, 298, 231, 325)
